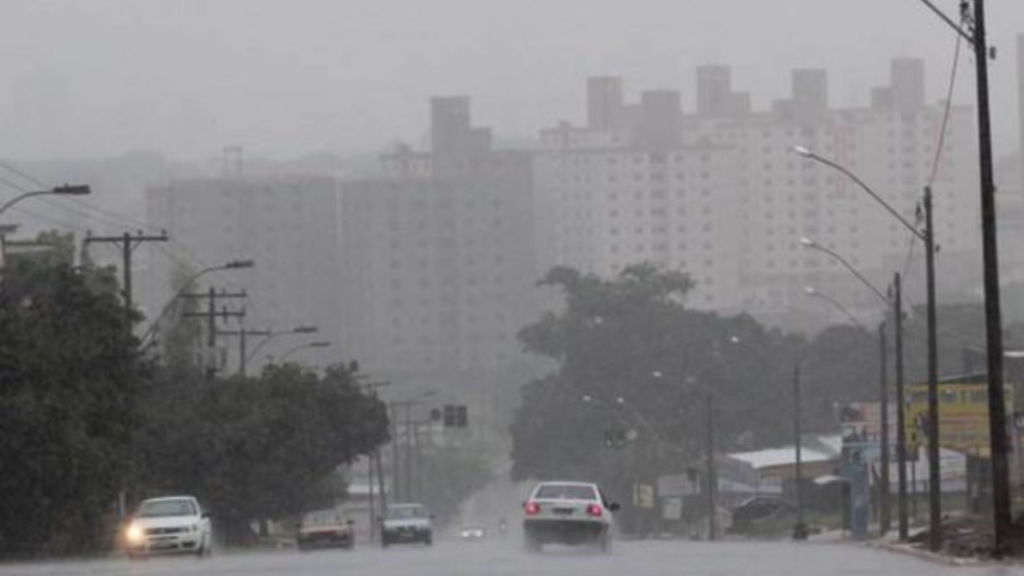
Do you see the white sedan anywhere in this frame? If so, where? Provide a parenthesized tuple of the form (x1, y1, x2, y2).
(522, 481, 619, 553)
(123, 496, 213, 558)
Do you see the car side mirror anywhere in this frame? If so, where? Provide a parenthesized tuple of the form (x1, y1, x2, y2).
(202, 512, 212, 519)
(608, 502, 620, 512)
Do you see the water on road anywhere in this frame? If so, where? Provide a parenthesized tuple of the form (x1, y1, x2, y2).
(0, 539, 1020, 576)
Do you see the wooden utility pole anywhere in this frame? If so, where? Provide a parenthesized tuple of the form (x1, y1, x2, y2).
(182, 288, 245, 380)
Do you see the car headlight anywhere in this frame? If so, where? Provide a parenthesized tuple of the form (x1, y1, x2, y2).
(125, 523, 144, 545)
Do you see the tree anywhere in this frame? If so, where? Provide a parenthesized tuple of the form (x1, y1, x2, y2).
(510, 264, 880, 506)
(0, 235, 144, 557)
(134, 362, 390, 544)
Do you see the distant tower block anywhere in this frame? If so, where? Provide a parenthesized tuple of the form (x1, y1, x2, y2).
(223, 145, 244, 179)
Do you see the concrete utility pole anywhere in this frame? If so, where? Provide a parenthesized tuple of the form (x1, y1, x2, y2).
(389, 402, 402, 502)
(706, 393, 717, 541)
(84, 231, 168, 327)
(793, 362, 808, 540)
(914, 0, 1008, 553)
(217, 328, 271, 377)
(893, 273, 909, 541)
(967, 0, 1012, 555)
(878, 321, 890, 536)
(83, 229, 167, 519)
(181, 288, 246, 380)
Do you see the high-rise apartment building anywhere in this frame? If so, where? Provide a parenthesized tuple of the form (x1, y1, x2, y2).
(144, 176, 343, 371)
(537, 59, 980, 329)
(1018, 33, 1024, 196)
(338, 98, 541, 391)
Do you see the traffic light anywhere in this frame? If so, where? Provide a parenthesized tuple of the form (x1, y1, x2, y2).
(603, 429, 628, 449)
(442, 405, 469, 428)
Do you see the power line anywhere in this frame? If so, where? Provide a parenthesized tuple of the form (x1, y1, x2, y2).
(897, 13, 964, 307)
(928, 16, 965, 188)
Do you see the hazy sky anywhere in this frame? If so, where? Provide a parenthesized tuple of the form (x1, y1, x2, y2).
(1, 0, 1022, 160)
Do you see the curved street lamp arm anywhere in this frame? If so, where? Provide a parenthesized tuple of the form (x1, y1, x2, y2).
(0, 190, 53, 217)
(807, 152, 924, 241)
(808, 291, 871, 332)
(806, 243, 889, 305)
(138, 265, 223, 347)
(246, 331, 286, 364)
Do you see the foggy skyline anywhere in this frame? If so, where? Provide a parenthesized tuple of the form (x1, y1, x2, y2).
(1, 0, 1023, 161)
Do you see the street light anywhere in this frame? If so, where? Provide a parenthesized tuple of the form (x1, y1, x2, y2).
(245, 325, 319, 364)
(800, 237, 888, 305)
(793, 144, 939, 545)
(139, 259, 255, 348)
(801, 238, 909, 538)
(279, 340, 331, 362)
(0, 184, 91, 217)
(804, 286, 867, 330)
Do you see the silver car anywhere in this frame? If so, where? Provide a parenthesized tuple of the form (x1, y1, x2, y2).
(522, 481, 619, 553)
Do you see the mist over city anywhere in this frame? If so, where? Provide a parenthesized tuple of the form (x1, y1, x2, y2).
(3, 2, 1024, 575)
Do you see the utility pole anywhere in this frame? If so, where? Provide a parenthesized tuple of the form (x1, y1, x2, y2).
(405, 404, 414, 503)
(389, 402, 401, 502)
(894, 273, 909, 540)
(84, 231, 167, 519)
(793, 362, 807, 540)
(367, 451, 376, 544)
(84, 231, 169, 327)
(217, 327, 271, 377)
(878, 321, 890, 536)
(969, 0, 1011, 555)
(706, 393, 717, 541)
(182, 288, 246, 380)
(374, 448, 387, 544)
(923, 184, 942, 552)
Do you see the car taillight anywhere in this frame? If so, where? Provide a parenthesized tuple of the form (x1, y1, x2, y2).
(587, 504, 603, 517)
(524, 502, 541, 516)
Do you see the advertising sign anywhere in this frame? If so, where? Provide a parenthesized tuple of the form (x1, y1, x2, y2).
(904, 381, 1013, 457)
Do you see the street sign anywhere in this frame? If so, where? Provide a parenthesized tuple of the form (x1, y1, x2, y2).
(633, 483, 656, 509)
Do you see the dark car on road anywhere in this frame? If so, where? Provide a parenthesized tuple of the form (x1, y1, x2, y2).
(728, 497, 796, 535)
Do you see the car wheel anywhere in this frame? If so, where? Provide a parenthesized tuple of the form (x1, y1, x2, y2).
(196, 535, 210, 558)
(424, 535, 433, 547)
(524, 534, 541, 553)
(598, 533, 612, 554)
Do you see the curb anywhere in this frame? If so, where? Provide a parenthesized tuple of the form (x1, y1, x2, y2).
(868, 540, 997, 567)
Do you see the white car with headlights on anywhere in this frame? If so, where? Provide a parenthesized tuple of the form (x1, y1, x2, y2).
(522, 481, 618, 553)
(123, 496, 212, 558)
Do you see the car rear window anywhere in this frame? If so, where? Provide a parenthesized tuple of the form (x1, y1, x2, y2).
(534, 484, 598, 501)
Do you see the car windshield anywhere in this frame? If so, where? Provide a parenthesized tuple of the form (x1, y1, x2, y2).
(135, 499, 196, 518)
(5, 1, 1023, 574)
(535, 485, 598, 501)
(385, 506, 427, 520)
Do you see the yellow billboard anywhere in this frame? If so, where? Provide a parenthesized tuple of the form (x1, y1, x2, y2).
(904, 381, 1013, 457)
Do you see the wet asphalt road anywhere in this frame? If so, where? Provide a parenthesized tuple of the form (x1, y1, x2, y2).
(0, 538, 1020, 576)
